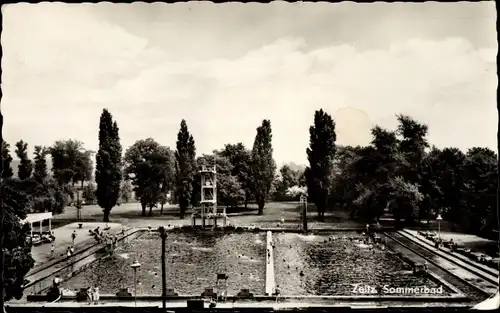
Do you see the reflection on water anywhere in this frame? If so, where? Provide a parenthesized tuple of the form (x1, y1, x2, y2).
(191, 247, 213, 252)
(274, 232, 448, 296)
(296, 234, 322, 242)
(355, 243, 373, 249)
(117, 253, 130, 259)
(67, 232, 266, 296)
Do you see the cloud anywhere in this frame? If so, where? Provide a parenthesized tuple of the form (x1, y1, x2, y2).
(1, 3, 497, 166)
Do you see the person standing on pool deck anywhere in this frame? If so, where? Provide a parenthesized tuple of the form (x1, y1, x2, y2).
(93, 285, 100, 305)
(50, 244, 55, 259)
(66, 247, 72, 269)
(86, 287, 93, 305)
(71, 230, 77, 244)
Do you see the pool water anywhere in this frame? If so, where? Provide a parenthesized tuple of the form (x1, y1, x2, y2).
(65, 231, 266, 296)
(273, 232, 450, 296)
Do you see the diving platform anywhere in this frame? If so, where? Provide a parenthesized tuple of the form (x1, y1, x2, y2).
(191, 162, 227, 227)
(191, 209, 227, 227)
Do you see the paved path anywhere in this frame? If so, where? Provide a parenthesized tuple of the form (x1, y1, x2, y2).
(388, 232, 497, 296)
(382, 233, 487, 302)
(30, 222, 124, 269)
(403, 229, 499, 278)
(399, 230, 498, 285)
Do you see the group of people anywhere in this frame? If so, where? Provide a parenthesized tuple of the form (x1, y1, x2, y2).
(49, 227, 120, 262)
(59, 230, 77, 260)
(66, 245, 75, 258)
(49, 243, 75, 260)
(50, 243, 56, 259)
(90, 227, 118, 247)
(64, 245, 76, 270)
(86, 285, 100, 305)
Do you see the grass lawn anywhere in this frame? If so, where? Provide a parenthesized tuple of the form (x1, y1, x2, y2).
(47, 201, 497, 256)
(49, 201, 363, 229)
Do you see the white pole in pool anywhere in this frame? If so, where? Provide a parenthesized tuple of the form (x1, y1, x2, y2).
(265, 231, 276, 296)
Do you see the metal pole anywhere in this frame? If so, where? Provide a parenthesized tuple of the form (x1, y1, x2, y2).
(438, 220, 441, 241)
(304, 198, 308, 232)
(159, 227, 167, 309)
(301, 196, 308, 232)
(134, 269, 137, 307)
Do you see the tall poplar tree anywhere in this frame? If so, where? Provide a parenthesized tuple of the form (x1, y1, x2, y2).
(1, 141, 13, 179)
(95, 109, 122, 222)
(15, 140, 33, 180)
(175, 120, 196, 219)
(305, 109, 337, 221)
(250, 119, 276, 215)
(33, 146, 49, 182)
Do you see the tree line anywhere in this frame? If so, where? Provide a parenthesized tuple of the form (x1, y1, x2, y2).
(1, 107, 498, 302)
(122, 119, 276, 218)
(1, 110, 278, 223)
(304, 110, 498, 238)
(2, 108, 497, 235)
(1, 138, 99, 301)
(3, 108, 497, 236)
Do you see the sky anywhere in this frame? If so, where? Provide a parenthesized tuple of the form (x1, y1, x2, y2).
(1, 1, 497, 166)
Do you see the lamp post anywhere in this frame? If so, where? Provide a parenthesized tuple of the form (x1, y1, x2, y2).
(75, 197, 82, 221)
(300, 194, 308, 232)
(131, 260, 141, 307)
(436, 214, 443, 244)
(158, 226, 167, 310)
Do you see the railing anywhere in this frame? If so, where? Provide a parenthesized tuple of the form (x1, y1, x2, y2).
(191, 208, 226, 220)
(200, 165, 216, 172)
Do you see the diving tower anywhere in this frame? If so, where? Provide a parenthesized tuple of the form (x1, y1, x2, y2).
(191, 159, 227, 227)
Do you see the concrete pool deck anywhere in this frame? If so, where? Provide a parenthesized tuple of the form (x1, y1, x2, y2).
(402, 229, 499, 279)
(396, 230, 498, 295)
(7, 298, 473, 309)
(30, 222, 126, 270)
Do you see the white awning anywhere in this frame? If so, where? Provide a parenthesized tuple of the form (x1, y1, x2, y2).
(21, 212, 53, 224)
